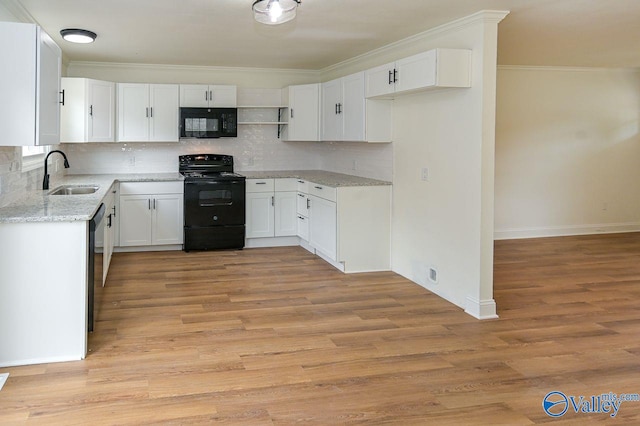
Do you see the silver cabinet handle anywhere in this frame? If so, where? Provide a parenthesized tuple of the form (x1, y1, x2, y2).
(150, 107, 153, 118)
(314, 186, 323, 190)
(153, 199, 156, 210)
(290, 109, 294, 118)
(209, 90, 213, 102)
(306, 199, 310, 209)
(298, 193, 305, 198)
(271, 196, 274, 206)
(205, 90, 208, 101)
(255, 182, 267, 185)
(297, 180, 304, 183)
(89, 105, 93, 117)
(148, 199, 151, 210)
(146, 107, 149, 118)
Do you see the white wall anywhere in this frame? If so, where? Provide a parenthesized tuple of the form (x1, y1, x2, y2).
(495, 67, 640, 239)
(387, 13, 506, 319)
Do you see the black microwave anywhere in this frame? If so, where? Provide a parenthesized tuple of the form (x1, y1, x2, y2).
(179, 107, 237, 139)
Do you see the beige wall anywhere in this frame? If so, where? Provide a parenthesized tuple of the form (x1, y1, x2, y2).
(495, 67, 640, 238)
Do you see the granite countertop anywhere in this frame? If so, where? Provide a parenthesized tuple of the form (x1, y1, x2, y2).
(0, 170, 390, 224)
(240, 170, 392, 187)
(0, 173, 183, 224)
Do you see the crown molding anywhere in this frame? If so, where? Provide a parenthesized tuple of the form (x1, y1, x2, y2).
(1, 0, 37, 23)
(498, 65, 640, 73)
(322, 10, 510, 74)
(67, 61, 321, 76)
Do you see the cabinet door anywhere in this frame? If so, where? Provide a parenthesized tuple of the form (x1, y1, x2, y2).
(88, 80, 115, 142)
(149, 84, 179, 142)
(118, 83, 149, 142)
(274, 191, 297, 237)
(210, 85, 237, 107)
(37, 27, 62, 146)
(395, 50, 436, 94)
(152, 194, 184, 245)
(341, 72, 365, 141)
(321, 78, 341, 141)
(286, 83, 320, 141)
(119, 195, 153, 246)
(179, 84, 209, 107)
(365, 61, 395, 99)
(60, 78, 86, 143)
(309, 195, 337, 261)
(246, 192, 274, 238)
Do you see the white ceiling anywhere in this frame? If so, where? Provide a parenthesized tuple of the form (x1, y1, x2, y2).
(7, 0, 640, 70)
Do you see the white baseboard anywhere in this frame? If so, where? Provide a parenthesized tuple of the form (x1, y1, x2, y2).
(114, 244, 183, 253)
(464, 296, 499, 320)
(244, 236, 300, 248)
(494, 222, 640, 240)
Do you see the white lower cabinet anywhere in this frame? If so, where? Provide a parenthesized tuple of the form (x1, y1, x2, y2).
(245, 176, 390, 273)
(308, 194, 337, 261)
(102, 184, 117, 282)
(119, 181, 183, 247)
(246, 178, 297, 238)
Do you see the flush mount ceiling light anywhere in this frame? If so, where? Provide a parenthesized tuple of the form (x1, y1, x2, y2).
(60, 28, 97, 44)
(252, 0, 301, 25)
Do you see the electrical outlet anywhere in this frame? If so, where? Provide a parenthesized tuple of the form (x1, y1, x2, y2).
(428, 267, 438, 283)
(129, 156, 136, 166)
(421, 167, 429, 181)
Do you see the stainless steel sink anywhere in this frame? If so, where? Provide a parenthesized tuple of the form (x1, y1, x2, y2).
(48, 185, 99, 195)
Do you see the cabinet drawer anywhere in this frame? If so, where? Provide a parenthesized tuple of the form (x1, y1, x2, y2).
(119, 181, 183, 195)
(297, 214, 309, 241)
(246, 179, 275, 193)
(309, 183, 337, 202)
(296, 192, 309, 215)
(275, 178, 297, 192)
(296, 179, 309, 193)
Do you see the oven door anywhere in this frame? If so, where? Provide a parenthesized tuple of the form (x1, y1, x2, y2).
(184, 179, 246, 227)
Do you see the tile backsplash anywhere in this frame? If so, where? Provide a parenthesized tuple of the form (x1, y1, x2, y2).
(62, 125, 393, 181)
(0, 146, 65, 208)
(1, 124, 392, 207)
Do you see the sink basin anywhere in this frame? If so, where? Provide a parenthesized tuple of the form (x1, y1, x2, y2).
(48, 185, 99, 195)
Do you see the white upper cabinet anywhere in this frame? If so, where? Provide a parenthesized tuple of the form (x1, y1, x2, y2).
(365, 48, 472, 99)
(117, 83, 179, 142)
(322, 72, 366, 142)
(61, 78, 115, 143)
(283, 83, 320, 142)
(0, 22, 61, 146)
(322, 72, 390, 143)
(179, 84, 237, 107)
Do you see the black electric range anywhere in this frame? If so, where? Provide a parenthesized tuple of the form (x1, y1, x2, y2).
(179, 154, 246, 251)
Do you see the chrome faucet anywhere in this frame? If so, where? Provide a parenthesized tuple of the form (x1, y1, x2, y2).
(42, 150, 70, 190)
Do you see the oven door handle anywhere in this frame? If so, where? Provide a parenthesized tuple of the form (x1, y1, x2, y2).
(185, 180, 244, 186)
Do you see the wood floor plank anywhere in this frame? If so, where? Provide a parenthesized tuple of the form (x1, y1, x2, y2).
(0, 236, 639, 424)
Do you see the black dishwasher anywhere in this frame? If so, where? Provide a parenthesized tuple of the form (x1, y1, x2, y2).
(88, 203, 105, 333)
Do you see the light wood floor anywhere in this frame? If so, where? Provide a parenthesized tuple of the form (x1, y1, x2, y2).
(1, 234, 639, 424)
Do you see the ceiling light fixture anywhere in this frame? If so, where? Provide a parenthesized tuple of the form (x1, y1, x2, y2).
(252, 0, 301, 25)
(60, 28, 97, 44)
